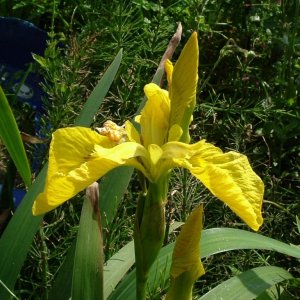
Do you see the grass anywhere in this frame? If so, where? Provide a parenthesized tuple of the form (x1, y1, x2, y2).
(0, 0, 299, 299)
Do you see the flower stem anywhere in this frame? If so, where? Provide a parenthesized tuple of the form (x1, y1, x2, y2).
(134, 175, 169, 299)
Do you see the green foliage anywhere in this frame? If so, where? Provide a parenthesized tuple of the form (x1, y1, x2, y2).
(72, 190, 103, 300)
(1, 0, 300, 299)
(108, 227, 300, 299)
(198, 266, 294, 300)
(0, 50, 122, 299)
(0, 87, 31, 188)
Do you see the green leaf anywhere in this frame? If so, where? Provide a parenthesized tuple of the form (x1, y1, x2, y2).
(0, 168, 46, 299)
(32, 53, 48, 69)
(256, 285, 293, 300)
(72, 190, 103, 300)
(0, 86, 31, 187)
(108, 228, 300, 299)
(200, 228, 300, 259)
(104, 241, 135, 299)
(48, 241, 76, 300)
(198, 266, 293, 300)
(99, 166, 133, 227)
(0, 49, 123, 298)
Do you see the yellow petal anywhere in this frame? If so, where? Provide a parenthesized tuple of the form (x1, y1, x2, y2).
(125, 120, 141, 143)
(169, 32, 199, 142)
(32, 127, 147, 215)
(165, 59, 173, 87)
(134, 115, 141, 124)
(163, 141, 264, 231)
(141, 83, 170, 147)
(170, 205, 205, 279)
(147, 144, 163, 180)
(168, 124, 183, 142)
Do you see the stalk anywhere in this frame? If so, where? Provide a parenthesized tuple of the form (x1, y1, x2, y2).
(134, 175, 169, 300)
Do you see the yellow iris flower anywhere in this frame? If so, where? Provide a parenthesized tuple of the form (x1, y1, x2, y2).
(33, 32, 264, 231)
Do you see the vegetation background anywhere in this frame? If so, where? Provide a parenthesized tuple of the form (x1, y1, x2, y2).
(0, 0, 299, 299)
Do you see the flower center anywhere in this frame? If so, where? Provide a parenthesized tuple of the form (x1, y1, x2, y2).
(96, 120, 127, 143)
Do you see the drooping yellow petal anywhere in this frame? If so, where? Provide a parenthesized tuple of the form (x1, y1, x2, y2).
(141, 83, 170, 148)
(32, 127, 148, 215)
(162, 141, 264, 231)
(169, 32, 199, 143)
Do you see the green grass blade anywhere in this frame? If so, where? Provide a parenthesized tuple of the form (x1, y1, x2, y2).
(0, 50, 123, 298)
(108, 228, 300, 299)
(0, 86, 31, 187)
(72, 196, 103, 300)
(198, 266, 294, 300)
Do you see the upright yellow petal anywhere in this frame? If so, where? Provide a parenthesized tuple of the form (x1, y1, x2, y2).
(168, 124, 183, 142)
(166, 205, 205, 300)
(141, 83, 170, 147)
(169, 32, 199, 143)
(32, 127, 147, 215)
(165, 59, 173, 87)
(162, 141, 264, 231)
(170, 205, 205, 278)
(125, 120, 141, 144)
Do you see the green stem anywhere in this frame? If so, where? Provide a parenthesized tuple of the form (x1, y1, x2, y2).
(134, 175, 169, 300)
(134, 192, 146, 300)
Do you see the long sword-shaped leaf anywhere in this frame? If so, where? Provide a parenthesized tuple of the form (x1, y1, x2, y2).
(0, 86, 31, 187)
(108, 228, 300, 299)
(104, 241, 135, 299)
(48, 240, 76, 300)
(198, 266, 294, 300)
(72, 186, 103, 300)
(200, 228, 300, 258)
(0, 49, 122, 298)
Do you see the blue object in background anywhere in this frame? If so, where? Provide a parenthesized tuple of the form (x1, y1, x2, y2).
(0, 17, 48, 208)
(0, 184, 26, 209)
(0, 17, 47, 111)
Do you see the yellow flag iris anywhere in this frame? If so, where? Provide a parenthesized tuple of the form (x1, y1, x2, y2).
(33, 32, 264, 231)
